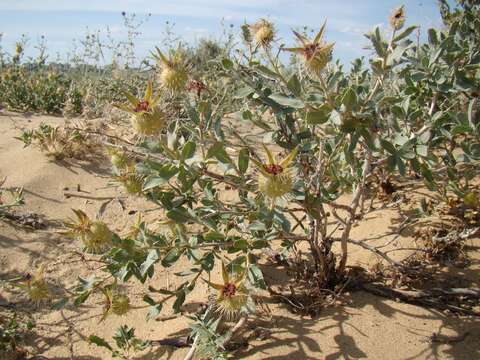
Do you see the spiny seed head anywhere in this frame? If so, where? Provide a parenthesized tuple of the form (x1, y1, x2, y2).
(216, 290, 248, 319)
(111, 294, 130, 316)
(304, 44, 333, 75)
(251, 19, 275, 47)
(102, 288, 131, 321)
(116, 170, 144, 195)
(131, 106, 166, 136)
(107, 148, 131, 169)
(389, 6, 406, 30)
(115, 81, 166, 135)
(208, 263, 248, 319)
(258, 171, 294, 200)
(284, 23, 334, 76)
(64, 210, 112, 253)
(23, 266, 49, 303)
(159, 67, 188, 92)
(254, 145, 298, 202)
(154, 47, 189, 92)
(463, 192, 479, 209)
(124, 176, 143, 195)
(84, 221, 113, 254)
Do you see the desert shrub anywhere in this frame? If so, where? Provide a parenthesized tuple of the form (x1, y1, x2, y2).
(56, 2, 480, 357)
(16, 122, 99, 159)
(53, 2, 480, 358)
(0, 312, 35, 355)
(0, 178, 23, 212)
(3, 1, 479, 358)
(0, 64, 70, 114)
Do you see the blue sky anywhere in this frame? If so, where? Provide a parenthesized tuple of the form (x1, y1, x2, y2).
(0, 1, 445, 66)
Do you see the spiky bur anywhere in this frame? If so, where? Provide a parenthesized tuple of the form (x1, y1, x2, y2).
(206, 262, 249, 319)
(153, 46, 188, 92)
(114, 168, 144, 196)
(64, 209, 113, 254)
(253, 145, 298, 204)
(18, 265, 50, 303)
(101, 287, 131, 321)
(115, 81, 166, 136)
(251, 19, 275, 48)
(284, 22, 334, 77)
(389, 6, 406, 31)
(463, 192, 479, 209)
(106, 147, 132, 170)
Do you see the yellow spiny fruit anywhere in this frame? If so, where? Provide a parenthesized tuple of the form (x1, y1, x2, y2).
(107, 148, 132, 169)
(389, 6, 406, 31)
(101, 288, 131, 321)
(131, 106, 166, 136)
(15, 43, 23, 56)
(111, 294, 130, 316)
(463, 192, 479, 209)
(84, 221, 113, 253)
(116, 170, 144, 195)
(115, 81, 167, 136)
(207, 262, 248, 319)
(64, 210, 113, 254)
(251, 19, 275, 48)
(284, 22, 334, 77)
(253, 145, 298, 203)
(159, 67, 188, 92)
(22, 266, 50, 303)
(153, 46, 188, 92)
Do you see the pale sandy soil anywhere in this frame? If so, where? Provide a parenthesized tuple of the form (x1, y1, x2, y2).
(0, 111, 479, 360)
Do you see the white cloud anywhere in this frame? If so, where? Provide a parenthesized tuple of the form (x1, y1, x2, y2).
(108, 25, 123, 34)
(0, 1, 443, 65)
(0, 0, 367, 27)
(340, 26, 369, 36)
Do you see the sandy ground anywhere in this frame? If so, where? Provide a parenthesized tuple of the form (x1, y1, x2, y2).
(0, 111, 479, 360)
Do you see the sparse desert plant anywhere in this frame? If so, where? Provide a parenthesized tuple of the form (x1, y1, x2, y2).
(89, 325, 149, 359)
(153, 46, 189, 93)
(0, 178, 24, 216)
(52, 2, 480, 357)
(16, 121, 100, 159)
(0, 312, 35, 355)
(2, 1, 478, 358)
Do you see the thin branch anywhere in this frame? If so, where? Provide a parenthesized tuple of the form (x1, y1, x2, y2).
(183, 334, 199, 360)
(335, 237, 403, 268)
(223, 314, 248, 346)
(63, 192, 122, 201)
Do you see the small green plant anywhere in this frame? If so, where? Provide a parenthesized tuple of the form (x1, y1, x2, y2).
(0, 178, 24, 216)
(0, 312, 35, 354)
(89, 325, 149, 359)
(4, 1, 479, 358)
(16, 122, 97, 159)
(60, 1, 480, 357)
